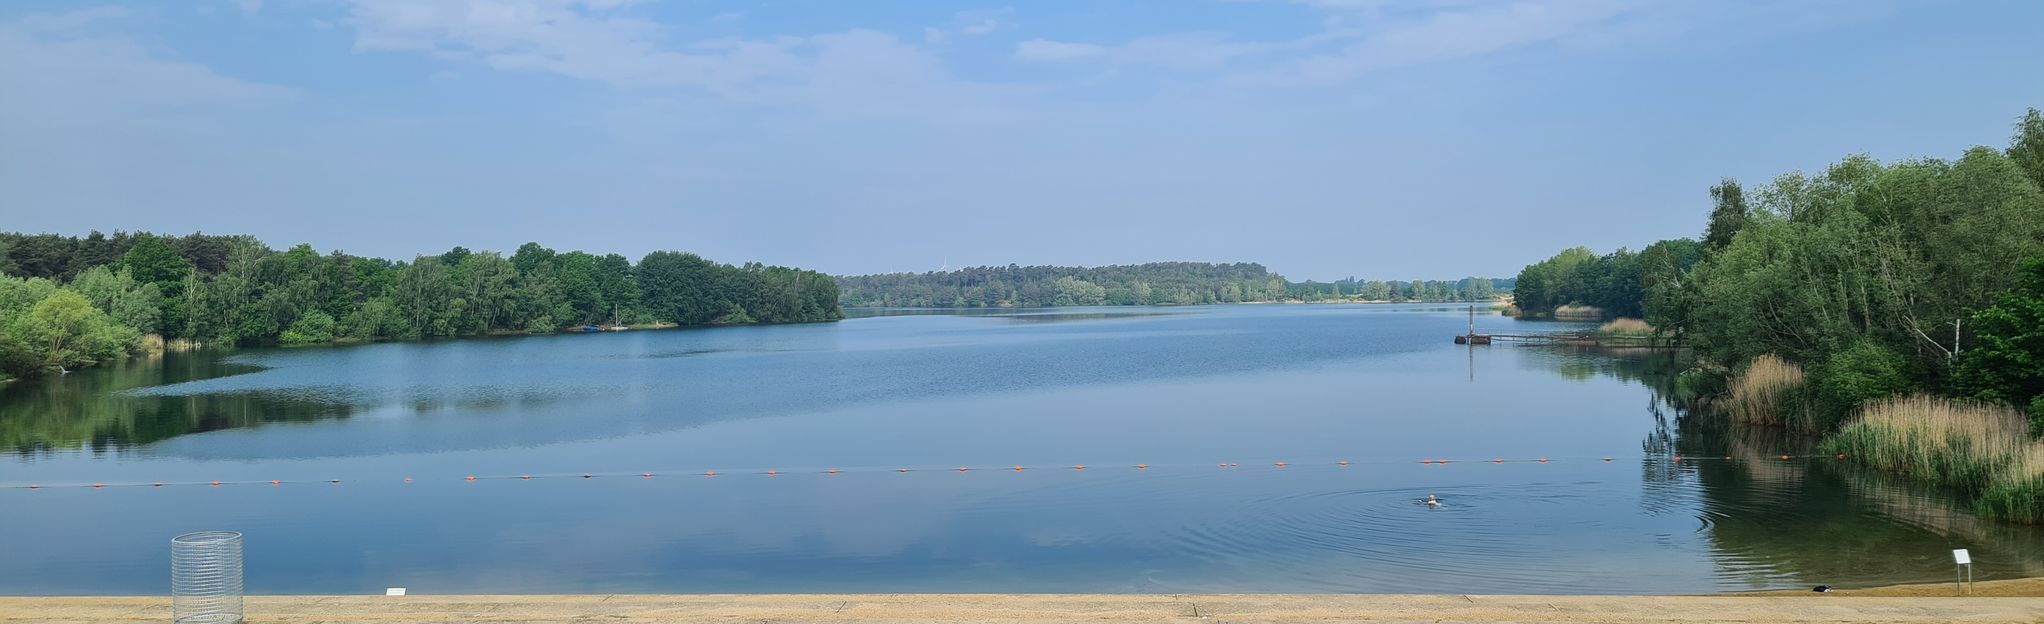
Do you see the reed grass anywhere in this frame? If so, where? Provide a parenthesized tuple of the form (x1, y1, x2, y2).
(1552, 304, 1604, 320)
(1724, 355, 1811, 429)
(1595, 318, 1654, 337)
(1824, 395, 2044, 523)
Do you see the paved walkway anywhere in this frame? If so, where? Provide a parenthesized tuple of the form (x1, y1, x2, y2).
(4, 594, 2041, 623)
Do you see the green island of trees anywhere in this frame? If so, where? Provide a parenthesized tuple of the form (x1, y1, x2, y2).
(1509, 108, 2044, 521)
(0, 234, 841, 381)
(836, 262, 1509, 307)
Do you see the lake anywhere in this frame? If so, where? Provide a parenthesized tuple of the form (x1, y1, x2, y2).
(3, 304, 2041, 595)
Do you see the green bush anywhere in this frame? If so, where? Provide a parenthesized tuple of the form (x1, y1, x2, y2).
(2032, 395, 2044, 438)
(1811, 341, 1912, 426)
(278, 311, 336, 346)
(525, 316, 555, 335)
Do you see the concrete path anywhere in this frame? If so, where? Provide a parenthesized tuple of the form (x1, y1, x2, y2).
(3, 594, 2041, 624)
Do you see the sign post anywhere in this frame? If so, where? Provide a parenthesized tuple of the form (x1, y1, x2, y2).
(1953, 549, 1973, 595)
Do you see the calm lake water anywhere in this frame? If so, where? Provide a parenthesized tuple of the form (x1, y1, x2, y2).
(4, 304, 2042, 595)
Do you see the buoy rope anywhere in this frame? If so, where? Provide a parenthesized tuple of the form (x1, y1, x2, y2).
(3, 453, 1854, 491)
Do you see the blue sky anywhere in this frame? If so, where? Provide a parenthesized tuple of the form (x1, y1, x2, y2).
(2, 1, 2040, 280)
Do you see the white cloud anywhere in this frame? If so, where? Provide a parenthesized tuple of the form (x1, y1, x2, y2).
(0, 7, 289, 127)
(1013, 38, 1105, 61)
(1243, 0, 1647, 86)
(340, 0, 1026, 117)
(1014, 0, 1741, 86)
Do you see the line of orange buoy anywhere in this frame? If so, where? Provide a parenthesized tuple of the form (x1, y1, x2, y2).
(8, 454, 1855, 491)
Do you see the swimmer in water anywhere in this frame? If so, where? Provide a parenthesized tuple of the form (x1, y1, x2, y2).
(1425, 494, 1442, 507)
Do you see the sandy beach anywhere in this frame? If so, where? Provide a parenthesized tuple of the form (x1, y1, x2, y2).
(6, 583, 2043, 624)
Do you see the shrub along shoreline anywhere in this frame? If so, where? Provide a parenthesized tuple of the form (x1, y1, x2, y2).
(1509, 108, 2044, 522)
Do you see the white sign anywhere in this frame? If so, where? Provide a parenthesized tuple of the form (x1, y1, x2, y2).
(1953, 549, 1972, 565)
(385, 588, 407, 596)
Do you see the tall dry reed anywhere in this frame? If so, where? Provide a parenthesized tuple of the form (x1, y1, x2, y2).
(1595, 318, 1654, 336)
(1724, 355, 1808, 428)
(1552, 304, 1604, 320)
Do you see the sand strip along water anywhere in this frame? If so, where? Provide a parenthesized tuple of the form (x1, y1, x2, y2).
(2, 591, 2041, 624)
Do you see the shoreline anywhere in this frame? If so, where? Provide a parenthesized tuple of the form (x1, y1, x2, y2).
(6, 582, 2042, 624)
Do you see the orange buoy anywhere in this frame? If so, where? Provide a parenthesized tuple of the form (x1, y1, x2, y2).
(28, 485, 37, 490)
(211, 481, 222, 486)
(1494, 458, 1503, 464)
(1274, 462, 1287, 468)
(465, 476, 476, 481)
(521, 475, 532, 480)
(270, 480, 281, 485)
(1537, 458, 1549, 463)
(403, 477, 413, 483)
(1337, 460, 1349, 466)
(827, 469, 839, 475)
(1073, 465, 1086, 471)
(1136, 464, 1149, 469)
(1781, 454, 1791, 461)
(1673, 455, 1682, 462)
(153, 483, 163, 487)
(705, 471, 717, 477)
(1836, 453, 1847, 461)
(956, 467, 968, 472)
(768, 470, 779, 476)
(93, 483, 104, 489)
(642, 473, 653, 478)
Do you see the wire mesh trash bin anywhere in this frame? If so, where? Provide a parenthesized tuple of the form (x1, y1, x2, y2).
(171, 531, 244, 624)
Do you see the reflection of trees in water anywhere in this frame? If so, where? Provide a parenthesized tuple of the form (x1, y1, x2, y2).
(1523, 346, 2044, 587)
(1666, 377, 2044, 586)
(0, 352, 351, 454)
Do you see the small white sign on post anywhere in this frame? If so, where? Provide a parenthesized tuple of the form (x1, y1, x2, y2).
(385, 588, 407, 596)
(1953, 549, 1974, 595)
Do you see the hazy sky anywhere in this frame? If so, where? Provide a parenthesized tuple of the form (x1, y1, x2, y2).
(2, 1, 2040, 280)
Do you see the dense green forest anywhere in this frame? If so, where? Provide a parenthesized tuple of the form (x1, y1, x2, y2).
(837, 263, 1508, 307)
(1509, 108, 2044, 520)
(0, 233, 841, 380)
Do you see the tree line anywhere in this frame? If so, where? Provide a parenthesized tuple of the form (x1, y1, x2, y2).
(836, 262, 1292, 307)
(1286, 277, 1513, 303)
(0, 234, 841, 380)
(1510, 108, 2044, 428)
(837, 263, 1513, 308)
